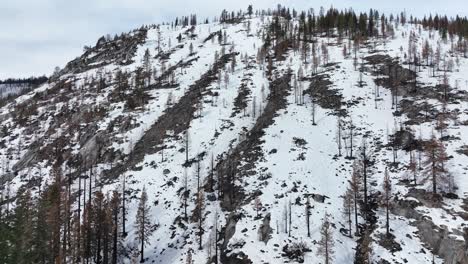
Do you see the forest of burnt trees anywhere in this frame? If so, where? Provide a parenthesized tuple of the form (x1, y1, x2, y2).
(0, 4, 466, 264)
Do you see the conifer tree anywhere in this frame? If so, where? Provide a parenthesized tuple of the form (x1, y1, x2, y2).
(110, 191, 121, 264)
(135, 187, 154, 263)
(423, 134, 451, 194)
(382, 168, 392, 237)
(11, 189, 34, 264)
(342, 188, 353, 237)
(196, 190, 205, 250)
(317, 213, 335, 264)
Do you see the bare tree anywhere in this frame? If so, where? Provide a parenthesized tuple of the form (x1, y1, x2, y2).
(311, 97, 317, 126)
(224, 71, 230, 89)
(342, 188, 353, 237)
(408, 149, 418, 185)
(134, 187, 154, 263)
(350, 161, 361, 236)
(288, 199, 292, 237)
(317, 213, 335, 264)
(344, 119, 356, 158)
(382, 167, 392, 237)
(122, 174, 127, 237)
(336, 117, 343, 156)
(197, 190, 205, 250)
(305, 196, 311, 237)
(423, 133, 451, 194)
(358, 139, 373, 213)
(184, 130, 190, 164)
(361, 228, 374, 263)
(182, 168, 189, 222)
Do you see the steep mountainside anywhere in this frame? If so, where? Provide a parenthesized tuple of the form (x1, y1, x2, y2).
(1, 7, 468, 264)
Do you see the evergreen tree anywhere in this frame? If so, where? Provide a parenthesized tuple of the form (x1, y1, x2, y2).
(317, 213, 335, 264)
(423, 134, 451, 194)
(11, 189, 35, 264)
(135, 187, 154, 263)
(382, 167, 392, 237)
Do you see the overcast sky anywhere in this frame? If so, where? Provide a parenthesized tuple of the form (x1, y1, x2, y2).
(1, 0, 467, 79)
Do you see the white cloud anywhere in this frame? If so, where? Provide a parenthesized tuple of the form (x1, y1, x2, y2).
(1, 0, 467, 78)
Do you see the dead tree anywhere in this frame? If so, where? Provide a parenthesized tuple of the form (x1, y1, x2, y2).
(382, 167, 392, 237)
(317, 213, 335, 264)
(305, 196, 311, 237)
(423, 134, 451, 194)
(342, 188, 354, 237)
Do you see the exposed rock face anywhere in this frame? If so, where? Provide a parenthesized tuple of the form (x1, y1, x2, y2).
(303, 73, 343, 111)
(392, 190, 468, 264)
(103, 53, 238, 181)
(216, 71, 292, 211)
(309, 193, 329, 203)
(258, 213, 273, 243)
(61, 28, 148, 75)
(13, 146, 39, 171)
(220, 213, 252, 264)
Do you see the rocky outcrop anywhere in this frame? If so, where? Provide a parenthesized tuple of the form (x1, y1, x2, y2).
(61, 28, 148, 75)
(303, 73, 343, 113)
(258, 213, 273, 243)
(392, 190, 468, 264)
(216, 71, 292, 211)
(103, 53, 238, 181)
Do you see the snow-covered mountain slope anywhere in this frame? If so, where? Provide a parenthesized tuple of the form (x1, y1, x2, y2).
(1, 9, 467, 264)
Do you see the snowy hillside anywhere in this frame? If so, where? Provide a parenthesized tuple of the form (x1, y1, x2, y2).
(0, 6, 467, 264)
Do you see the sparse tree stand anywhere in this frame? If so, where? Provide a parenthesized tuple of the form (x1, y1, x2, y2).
(135, 187, 154, 263)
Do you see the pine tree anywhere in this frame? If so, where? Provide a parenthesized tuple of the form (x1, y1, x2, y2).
(336, 117, 343, 156)
(423, 133, 451, 194)
(135, 187, 154, 263)
(93, 191, 105, 263)
(11, 189, 35, 264)
(305, 196, 311, 237)
(32, 185, 54, 263)
(196, 190, 205, 250)
(359, 139, 372, 215)
(317, 214, 335, 264)
(247, 5, 253, 18)
(122, 174, 127, 238)
(350, 161, 361, 236)
(342, 188, 353, 237)
(184, 130, 190, 164)
(382, 168, 392, 237)
(47, 176, 63, 264)
(110, 191, 121, 264)
(142, 49, 152, 86)
(189, 43, 194, 56)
